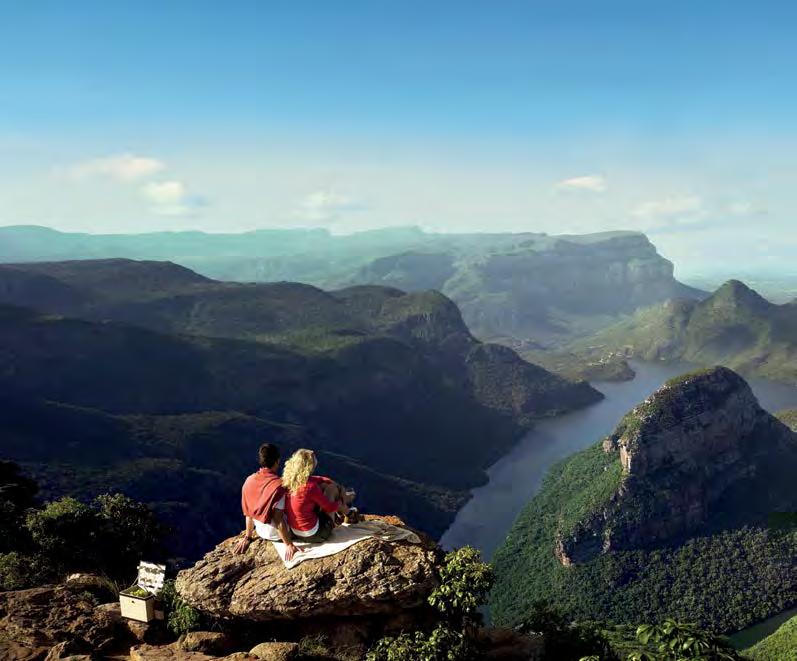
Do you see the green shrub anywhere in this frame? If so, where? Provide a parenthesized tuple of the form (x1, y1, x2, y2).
(368, 547, 493, 660)
(26, 497, 100, 570)
(366, 624, 475, 661)
(160, 579, 201, 635)
(625, 620, 743, 661)
(298, 633, 329, 657)
(0, 551, 51, 590)
(428, 546, 494, 625)
(92, 493, 164, 578)
(23, 493, 163, 585)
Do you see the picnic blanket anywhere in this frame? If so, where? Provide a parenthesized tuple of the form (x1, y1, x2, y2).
(272, 519, 421, 569)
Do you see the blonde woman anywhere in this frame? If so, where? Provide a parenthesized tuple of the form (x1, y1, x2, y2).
(282, 449, 352, 543)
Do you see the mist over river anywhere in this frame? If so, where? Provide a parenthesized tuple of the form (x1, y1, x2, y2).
(440, 360, 797, 559)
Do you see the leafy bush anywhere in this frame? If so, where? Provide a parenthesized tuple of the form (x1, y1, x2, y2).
(625, 620, 743, 660)
(160, 579, 201, 636)
(368, 547, 493, 660)
(0, 465, 165, 590)
(23, 493, 164, 585)
(428, 546, 494, 625)
(0, 551, 50, 590)
(26, 497, 101, 569)
(298, 633, 330, 657)
(366, 624, 475, 661)
(92, 493, 165, 576)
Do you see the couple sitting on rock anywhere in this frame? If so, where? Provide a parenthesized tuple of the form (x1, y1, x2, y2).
(235, 444, 356, 561)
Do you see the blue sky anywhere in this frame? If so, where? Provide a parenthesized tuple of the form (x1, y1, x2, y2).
(1, 1, 795, 275)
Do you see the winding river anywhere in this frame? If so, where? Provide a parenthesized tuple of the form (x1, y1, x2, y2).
(440, 360, 797, 559)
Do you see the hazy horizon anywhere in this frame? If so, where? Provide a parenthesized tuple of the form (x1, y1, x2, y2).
(2, 2, 795, 276)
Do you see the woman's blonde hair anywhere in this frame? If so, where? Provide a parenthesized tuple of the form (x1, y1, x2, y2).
(282, 449, 316, 493)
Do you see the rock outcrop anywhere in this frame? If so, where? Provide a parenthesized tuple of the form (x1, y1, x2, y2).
(175, 517, 441, 622)
(557, 366, 797, 565)
(0, 585, 128, 659)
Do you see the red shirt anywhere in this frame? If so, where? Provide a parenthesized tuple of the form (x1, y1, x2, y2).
(286, 476, 338, 532)
(241, 468, 285, 524)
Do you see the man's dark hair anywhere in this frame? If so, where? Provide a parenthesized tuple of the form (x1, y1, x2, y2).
(258, 443, 280, 469)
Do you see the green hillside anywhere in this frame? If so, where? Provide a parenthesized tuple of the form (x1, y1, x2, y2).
(744, 612, 797, 660)
(0, 260, 600, 560)
(492, 367, 797, 634)
(577, 279, 797, 383)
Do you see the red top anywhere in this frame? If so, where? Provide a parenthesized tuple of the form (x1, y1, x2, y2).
(241, 468, 285, 524)
(286, 476, 338, 532)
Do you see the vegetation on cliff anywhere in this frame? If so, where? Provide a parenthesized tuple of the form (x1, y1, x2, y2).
(0, 461, 162, 590)
(577, 279, 797, 384)
(492, 368, 797, 633)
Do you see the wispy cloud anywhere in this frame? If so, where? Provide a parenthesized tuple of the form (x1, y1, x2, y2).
(61, 153, 206, 218)
(141, 180, 205, 216)
(632, 195, 706, 227)
(554, 174, 607, 193)
(65, 153, 165, 182)
(294, 189, 366, 223)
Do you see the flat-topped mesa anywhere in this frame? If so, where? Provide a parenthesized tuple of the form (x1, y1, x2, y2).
(556, 367, 796, 566)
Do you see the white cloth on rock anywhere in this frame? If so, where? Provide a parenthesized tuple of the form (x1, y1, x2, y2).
(271, 519, 421, 569)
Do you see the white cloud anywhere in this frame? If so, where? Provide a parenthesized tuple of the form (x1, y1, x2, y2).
(294, 189, 366, 223)
(554, 174, 608, 193)
(726, 200, 753, 216)
(632, 195, 706, 227)
(723, 199, 767, 217)
(141, 180, 204, 216)
(66, 153, 165, 182)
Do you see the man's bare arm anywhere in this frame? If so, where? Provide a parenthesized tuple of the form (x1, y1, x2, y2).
(272, 509, 299, 561)
(233, 516, 254, 554)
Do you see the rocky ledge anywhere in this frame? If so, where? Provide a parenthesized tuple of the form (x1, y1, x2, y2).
(0, 517, 542, 661)
(0, 516, 543, 660)
(175, 516, 441, 622)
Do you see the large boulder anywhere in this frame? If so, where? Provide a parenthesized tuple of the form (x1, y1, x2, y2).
(175, 517, 442, 622)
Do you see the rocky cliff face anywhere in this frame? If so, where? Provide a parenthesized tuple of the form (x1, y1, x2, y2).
(556, 367, 797, 565)
(449, 234, 702, 342)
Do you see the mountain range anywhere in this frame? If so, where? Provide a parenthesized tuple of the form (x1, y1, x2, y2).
(0, 225, 703, 346)
(576, 279, 797, 383)
(0, 258, 599, 560)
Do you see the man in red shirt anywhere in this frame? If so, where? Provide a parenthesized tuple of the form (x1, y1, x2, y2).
(234, 443, 299, 560)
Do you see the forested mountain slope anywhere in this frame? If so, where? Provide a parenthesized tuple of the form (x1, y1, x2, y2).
(0, 259, 599, 560)
(492, 367, 797, 633)
(578, 279, 797, 383)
